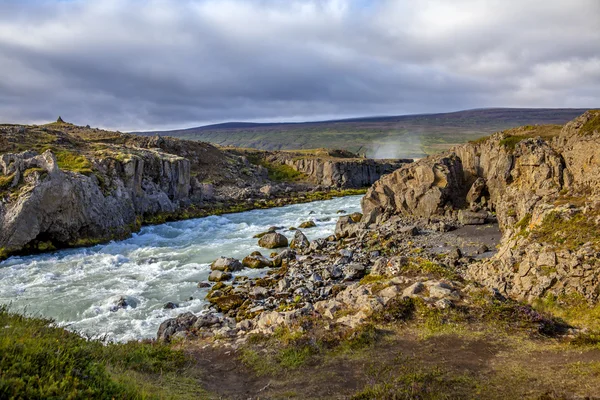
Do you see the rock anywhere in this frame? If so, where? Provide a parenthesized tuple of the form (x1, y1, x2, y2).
(157, 312, 198, 342)
(399, 225, 419, 236)
(349, 212, 363, 223)
(242, 254, 273, 268)
(335, 216, 359, 239)
(379, 285, 401, 304)
(361, 153, 465, 220)
(343, 263, 366, 281)
(402, 282, 425, 298)
(299, 220, 316, 229)
(210, 257, 244, 272)
(163, 302, 179, 309)
(466, 177, 487, 204)
(458, 210, 487, 225)
(272, 248, 296, 267)
(197, 282, 211, 288)
(258, 232, 289, 249)
(208, 270, 232, 282)
(309, 238, 327, 251)
(110, 296, 138, 311)
(290, 230, 310, 250)
(475, 244, 489, 254)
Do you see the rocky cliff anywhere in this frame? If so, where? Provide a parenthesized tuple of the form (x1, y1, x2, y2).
(279, 153, 411, 188)
(0, 122, 407, 259)
(361, 111, 600, 302)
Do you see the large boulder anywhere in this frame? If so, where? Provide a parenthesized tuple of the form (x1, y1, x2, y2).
(258, 232, 288, 249)
(361, 154, 466, 221)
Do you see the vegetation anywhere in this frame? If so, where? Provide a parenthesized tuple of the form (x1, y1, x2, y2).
(530, 210, 600, 250)
(0, 305, 205, 399)
(55, 150, 94, 174)
(579, 110, 600, 135)
(142, 108, 586, 158)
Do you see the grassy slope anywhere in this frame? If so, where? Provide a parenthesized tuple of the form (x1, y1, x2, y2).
(0, 306, 211, 399)
(140, 108, 588, 158)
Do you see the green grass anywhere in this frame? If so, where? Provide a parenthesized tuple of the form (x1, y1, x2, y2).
(0, 173, 14, 190)
(151, 109, 586, 158)
(499, 135, 530, 150)
(580, 110, 600, 135)
(0, 305, 198, 399)
(533, 293, 600, 333)
(55, 150, 93, 174)
(530, 211, 599, 250)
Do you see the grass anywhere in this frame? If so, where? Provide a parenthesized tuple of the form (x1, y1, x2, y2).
(351, 361, 473, 400)
(145, 108, 586, 158)
(401, 258, 461, 280)
(0, 173, 14, 190)
(530, 210, 599, 250)
(579, 110, 600, 135)
(533, 292, 600, 334)
(55, 150, 94, 174)
(0, 305, 204, 399)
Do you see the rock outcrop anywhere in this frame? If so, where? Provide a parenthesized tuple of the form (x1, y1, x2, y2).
(361, 110, 600, 302)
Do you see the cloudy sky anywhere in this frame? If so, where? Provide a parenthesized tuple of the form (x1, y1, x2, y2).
(0, 0, 599, 130)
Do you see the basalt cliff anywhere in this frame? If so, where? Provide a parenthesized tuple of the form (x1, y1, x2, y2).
(0, 121, 409, 259)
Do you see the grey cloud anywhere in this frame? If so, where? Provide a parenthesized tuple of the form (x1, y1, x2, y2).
(0, 0, 598, 130)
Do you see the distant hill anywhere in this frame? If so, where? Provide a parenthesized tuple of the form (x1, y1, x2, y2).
(137, 108, 590, 159)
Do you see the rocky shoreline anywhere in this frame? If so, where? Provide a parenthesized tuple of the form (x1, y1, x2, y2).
(157, 110, 600, 351)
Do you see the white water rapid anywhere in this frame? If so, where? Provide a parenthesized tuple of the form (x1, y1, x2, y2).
(0, 195, 361, 342)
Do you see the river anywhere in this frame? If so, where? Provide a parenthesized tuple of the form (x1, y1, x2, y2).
(0, 195, 362, 342)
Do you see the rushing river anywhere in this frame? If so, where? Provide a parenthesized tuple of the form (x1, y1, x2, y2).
(0, 195, 361, 342)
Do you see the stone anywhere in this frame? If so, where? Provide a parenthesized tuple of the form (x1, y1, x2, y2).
(343, 263, 366, 280)
(208, 270, 232, 282)
(458, 210, 487, 225)
(163, 302, 179, 309)
(242, 254, 273, 268)
(290, 230, 310, 250)
(258, 232, 289, 249)
(402, 282, 425, 298)
(466, 177, 487, 204)
(157, 312, 198, 342)
(299, 220, 316, 229)
(211, 257, 243, 272)
(197, 282, 211, 288)
(335, 216, 359, 239)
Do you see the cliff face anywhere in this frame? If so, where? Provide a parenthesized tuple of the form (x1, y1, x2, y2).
(361, 111, 600, 302)
(282, 157, 410, 188)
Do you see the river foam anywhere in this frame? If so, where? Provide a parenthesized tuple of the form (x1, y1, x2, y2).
(0, 195, 361, 342)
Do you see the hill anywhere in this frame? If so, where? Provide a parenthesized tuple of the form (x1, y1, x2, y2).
(138, 108, 589, 158)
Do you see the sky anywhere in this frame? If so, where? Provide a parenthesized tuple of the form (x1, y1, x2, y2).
(0, 0, 599, 131)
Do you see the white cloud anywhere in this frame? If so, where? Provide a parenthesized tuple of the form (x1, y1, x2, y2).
(0, 0, 598, 130)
